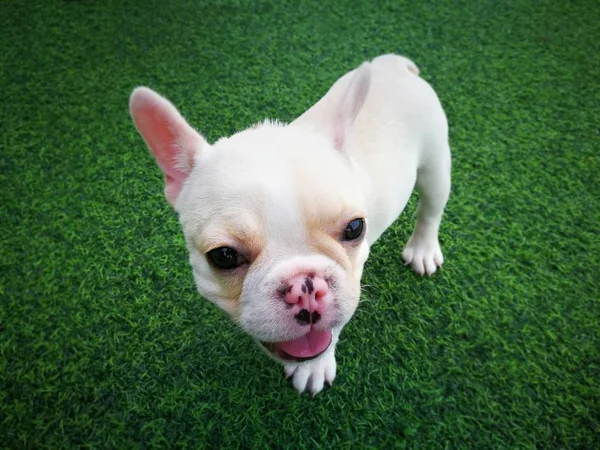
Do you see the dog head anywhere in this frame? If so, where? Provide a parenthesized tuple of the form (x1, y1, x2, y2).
(129, 64, 372, 362)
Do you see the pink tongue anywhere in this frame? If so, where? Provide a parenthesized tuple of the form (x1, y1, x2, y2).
(278, 330, 332, 358)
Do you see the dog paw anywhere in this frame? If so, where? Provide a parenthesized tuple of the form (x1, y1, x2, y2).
(402, 233, 444, 276)
(283, 351, 337, 396)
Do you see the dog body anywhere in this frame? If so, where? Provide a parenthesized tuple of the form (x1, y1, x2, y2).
(130, 54, 451, 395)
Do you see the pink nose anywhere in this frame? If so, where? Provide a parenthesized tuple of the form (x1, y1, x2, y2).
(283, 274, 330, 325)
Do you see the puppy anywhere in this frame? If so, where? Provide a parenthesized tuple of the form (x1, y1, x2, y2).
(129, 54, 451, 395)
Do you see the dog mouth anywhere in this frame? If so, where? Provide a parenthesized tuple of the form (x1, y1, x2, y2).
(261, 329, 332, 362)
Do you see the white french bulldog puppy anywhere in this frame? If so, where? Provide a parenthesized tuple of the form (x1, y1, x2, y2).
(129, 54, 451, 395)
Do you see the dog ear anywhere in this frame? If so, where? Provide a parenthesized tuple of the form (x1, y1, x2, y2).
(129, 87, 207, 207)
(293, 62, 371, 152)
(330, 62, 371, 151)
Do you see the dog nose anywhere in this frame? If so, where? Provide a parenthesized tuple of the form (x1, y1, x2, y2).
(283, 274, 330, 324)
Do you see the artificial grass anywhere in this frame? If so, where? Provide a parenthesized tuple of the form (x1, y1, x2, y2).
(1, 0, 599, 447)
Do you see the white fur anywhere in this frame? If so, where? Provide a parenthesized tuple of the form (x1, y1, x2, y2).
(294, 54, 451, 251)
(129, 54, 451, 395)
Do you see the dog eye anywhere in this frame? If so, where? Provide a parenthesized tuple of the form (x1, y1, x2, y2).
(343, 218, 365, 241)
(206, 247, 246, 270)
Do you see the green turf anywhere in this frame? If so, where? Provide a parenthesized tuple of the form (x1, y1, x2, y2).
(1, 0, 599, 448)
